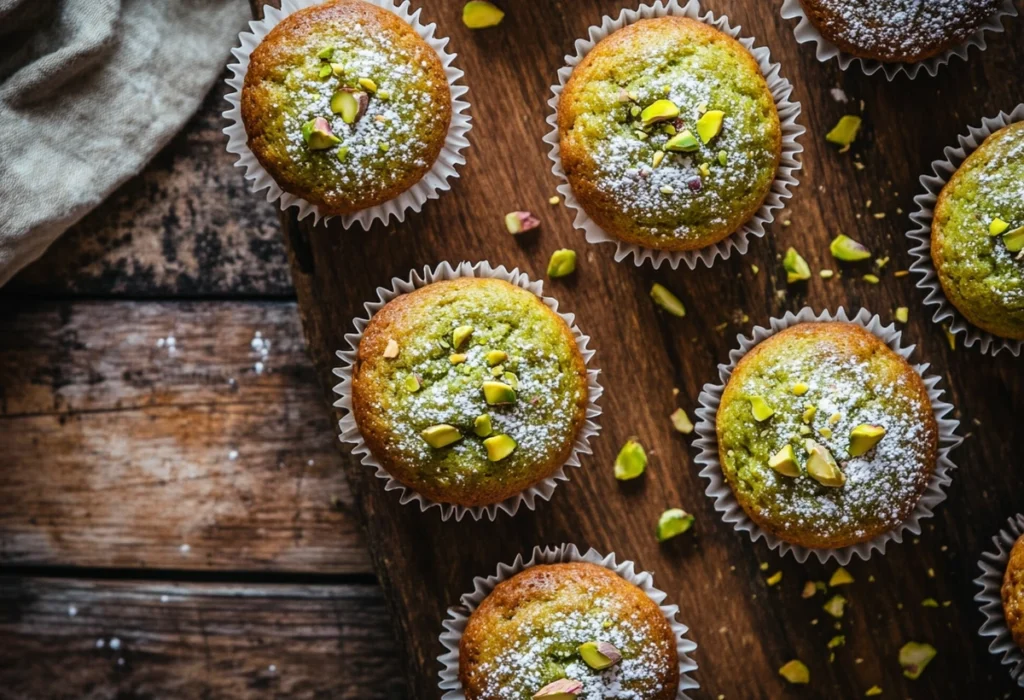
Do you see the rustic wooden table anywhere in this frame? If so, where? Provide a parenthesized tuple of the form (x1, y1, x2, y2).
(1, 0, 1023, 698)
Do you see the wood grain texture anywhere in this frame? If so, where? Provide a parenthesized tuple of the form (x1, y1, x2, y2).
(255, 0, 1024, 697)
(0, 577, 403, 699)
(0, 301, 370, 573)
(5, 74, 290, 299)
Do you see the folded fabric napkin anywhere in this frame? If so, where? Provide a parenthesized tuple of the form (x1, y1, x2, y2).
(0, 0, 246, 287)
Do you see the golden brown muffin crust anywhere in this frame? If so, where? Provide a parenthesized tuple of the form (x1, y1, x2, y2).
(1002, 536, 1024, 649)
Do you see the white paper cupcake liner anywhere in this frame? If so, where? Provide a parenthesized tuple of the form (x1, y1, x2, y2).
(975, 514, 1024, 687)
(331, 261, 603, 522)
(692, 307, 962, 565)
(780, 0, 1017, 80)
(223, 0, 472, 228)
(543, 0, 804, 270)
(437, 544, 700, 698)
(907, 104, 1024, 357)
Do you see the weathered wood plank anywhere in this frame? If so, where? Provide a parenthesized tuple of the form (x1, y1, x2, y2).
(0, 301, 370, 574)
(261, 0, 1024, 697)
(0, 578, 404, 699)
(5, 73, 290, 299)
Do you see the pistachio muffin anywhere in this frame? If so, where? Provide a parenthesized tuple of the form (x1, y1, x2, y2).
(241, 0, 451, 216)
(1002, 535, 1024, 649)
(460, 563, 679, 699)
(350, 278, 589, 508)
(797, 0, 1001, 64)
(557, 16, 781, 252)
(932, 121, 1024, 341)
(716, 322, 939, 550)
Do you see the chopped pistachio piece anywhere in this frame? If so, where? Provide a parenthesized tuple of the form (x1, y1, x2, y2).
(899, 642, 937, 680)
(807, 441, 846, 488)
(802, 404, 817, 423)
(640, 99, 680, 127)
(578, 641, 622, 670)
(717, 149, 728, 166)
(462, 0, 504, 28)
(317, 47, 335, 60)
(943, 324, 956, 350)
(659, 185, 674, 194)
(769, 444, 800, 477)
(548, 195, 560, 205)
(766, 571, 783, 586)
(485, 350, 508, 366)
(652, 150, 666, 168)
(502, 371, 519, 390)
(695, 110, 725, 143)
(750, 396, 775, 422)
(489, 366, 504, 377)
(473, 414, 492, 437)
(376, 89, 391, 100)
(482, 381, 516, 405)
(921, 598, 939, 608)
(792, 382, 810, 396)
(862, 273, 880, 284)
(449, 353, 467, 364)
(331, 89, 368, 124)
(819, 269, 835, 279)
(483, 434, 516, 461)
(504, 211, 540, 235)
(828, 635, 846, 649)
(783, 247, 812, 283)
(301, 117, 341, 150)
(656, 508, 694, 542)
(849, 424, 886, 457)
(331, 63, 345, 77)
(452, 325, 474, 350)
(650, 283, 686, 317)
(665, 129, 700, 152)
(317, 64, 333, 78)
(614, 439, 647, 480)
(823, 594, 846, 618)
(989, 217, 1011, 236)
(383, 338, 399, 359)
(378, 143, 391, 153)
(421, 424, 462, 449)
(547, 249, 577, 278)
(865, 687, 882, 697)
(826, 115, 862, 147)
(801, 581, 817, 599)
(778, 660, 810, 684)
(403, 375, 421, 392)
(662, 123, 676, 135)
(1005, 226, 1024, 253)
(895, 307, 909, 323)
(336, 146, 350, 162)
(670, 408, 694, 434)
(830, 233, 872, 261)
(357, 77, 377, 93)
(532, 678, 583, 699)
(829, 567, 854, 587)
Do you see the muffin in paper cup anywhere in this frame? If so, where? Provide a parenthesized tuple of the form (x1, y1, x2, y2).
(223, 0, 472, 228)
(907, 104, 1024, 357)
(331, 261, 602, 522)
(437, 544, 699, 699)
(975, 514, 1024, 687)
(780, 0, 1017, 80)
(693, 307, 961, 564)
(544, 0, 804, 270)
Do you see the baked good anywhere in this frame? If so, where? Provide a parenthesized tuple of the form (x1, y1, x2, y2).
(797, 0, 1000, 64)
(1002, 535, 1024, 649)
(241, 0, 451, 215)
(459, 562, 679, 699)
(716, 322, 939, 550)
(557, 16, 781, 252)
(932, 120, 1024, 341)
(350, 277, 589, 508)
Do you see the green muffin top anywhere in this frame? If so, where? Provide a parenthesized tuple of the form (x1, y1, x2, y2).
(350, 278, 589, 508)
(241, 0, 451, 215)
(933, 120, 1024, 340)
(459, 563, 679, 700)
(558, 16, 781, 252)
(716, 323, 938, 549)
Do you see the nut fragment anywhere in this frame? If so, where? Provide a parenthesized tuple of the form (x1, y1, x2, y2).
(806, 440, 846, 487)
(578, 641, 622, 670)
(768, 444, 800, 477)
(483, 434, 516, 461)
(899, 642, 937, 680)
(547, 249, 577, 278)
(825, 115, 862, 147)
(823, 594, 846, 618)
(650, 283, 685, 317)
(421, 424, 462, 449)
(462, 0, 505, 28)
(750, 396, 775, 422)
(504, 211, 540, 235)
(848, 424, 886, 457)
(640, 99, 680, 127)
(532, 679, 582, 699)
(614, 439, 647, 480)
(989, 217, 1010, 236)
(829, 567, 854, 587)
(670, 408, 694, 434)
(449, 353, 467, 364)
(778, 660, 809, 684)
(830, 234, 872, 261)
(485, 350, 508, 366)
(656, 508, 694, 542)
(331, 89, 368, 124)
(473, 414, 492, 437)
(382, 338, 399, 359)
(695, 110, 725, 143)
(452, 325, 474, 350)
(357, 77, 377, 93)
(894, 307, 909, 324)
(783, 247, 811, 283)
(301, 117, 341, 150)
(665, 129, 700, 152)
(482, 381, 516, 405)
(403, 375, 420, 392)
(1005, 226, 1024, 253)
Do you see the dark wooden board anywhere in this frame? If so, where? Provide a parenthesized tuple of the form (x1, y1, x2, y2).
(4, 74, 289, 299)
(0, 301, 370, 573)
(0, 577, 403, 699)
(256, 0, 1024, 697)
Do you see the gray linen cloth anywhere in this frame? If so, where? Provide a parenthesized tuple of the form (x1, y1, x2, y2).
(0, 0, 246, 287)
